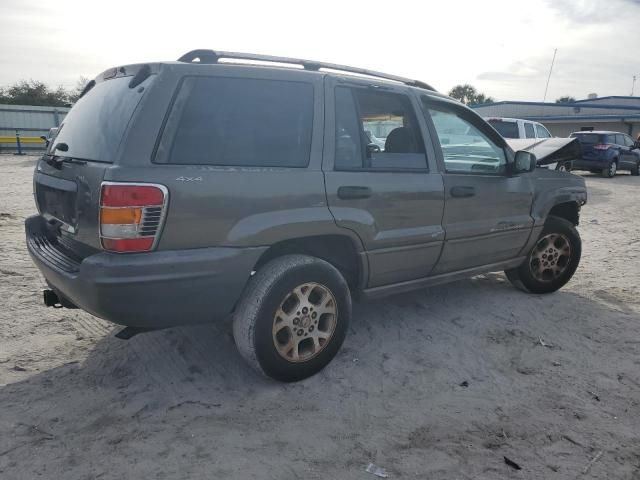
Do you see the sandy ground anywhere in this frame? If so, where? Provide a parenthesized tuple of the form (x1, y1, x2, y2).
(0, 155, 639, 480)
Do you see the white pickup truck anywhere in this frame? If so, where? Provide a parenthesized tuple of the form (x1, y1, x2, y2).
(485, 117, 553, 140)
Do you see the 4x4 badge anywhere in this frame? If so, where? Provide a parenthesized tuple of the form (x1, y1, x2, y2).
(175, 176, 202, 182)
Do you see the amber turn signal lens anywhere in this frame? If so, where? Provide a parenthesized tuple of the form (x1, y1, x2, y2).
(100, 207, 142, 225)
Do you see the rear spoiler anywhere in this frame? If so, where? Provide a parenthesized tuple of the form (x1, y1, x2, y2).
(505, 138, 582, 166)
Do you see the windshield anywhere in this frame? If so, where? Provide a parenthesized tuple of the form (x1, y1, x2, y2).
(487, 119, 519, 138)
(49, 75, 153, 162)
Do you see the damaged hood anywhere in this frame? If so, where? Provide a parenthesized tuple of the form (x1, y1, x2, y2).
(506, 137, 581, 166)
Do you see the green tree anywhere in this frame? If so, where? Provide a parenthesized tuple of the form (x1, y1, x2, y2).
(0, 80, 70, 106)
(448, 84, 494, 105)
(555, 96, 576, 103)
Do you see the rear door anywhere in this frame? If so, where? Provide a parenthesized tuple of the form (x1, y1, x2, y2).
(419, 96, 534, 274)
(323, 78, 445, 288)
(524, 122, 536, 139)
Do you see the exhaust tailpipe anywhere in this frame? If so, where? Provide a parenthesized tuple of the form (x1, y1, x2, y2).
(43, 289, 77, 309)
(43, 289, 62, 308)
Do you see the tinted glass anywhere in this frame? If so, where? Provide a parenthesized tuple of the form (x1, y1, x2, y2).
(614, 134, 624, 146)
(334, 87, 363, 169)
(524, 123, 536, 138)
(570, 133, 602, 144)
(426, 104, 506, 174)
(158, 77, 313, 167)
(51, 76, 152, 162)
(334, 87, 427, 170)
(535, 124, 551, 138)
(487, 119, 519, 138)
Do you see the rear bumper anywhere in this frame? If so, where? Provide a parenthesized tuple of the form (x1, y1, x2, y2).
(26, 215, 266, 328)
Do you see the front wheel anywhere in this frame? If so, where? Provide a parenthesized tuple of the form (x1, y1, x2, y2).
(505, 216, 581, 294)
(631, 161, 640, 176)
(233, 254, 351, 382)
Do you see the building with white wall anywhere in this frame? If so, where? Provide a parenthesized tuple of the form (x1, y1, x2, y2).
(471, 96, 640, 138)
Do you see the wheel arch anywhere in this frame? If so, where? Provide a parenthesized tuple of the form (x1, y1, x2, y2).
(252, 234, 367, 292)
(548, 201, 581, 226)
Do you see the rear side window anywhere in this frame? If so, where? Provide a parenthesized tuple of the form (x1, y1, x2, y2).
(51, 75, 152, 162)
(606, 135, 618, 145)
(524, 123, 536, 138)
(156, 77, 313, 167)
(487, 119, 519, 138)
(334, 86, 427, 170)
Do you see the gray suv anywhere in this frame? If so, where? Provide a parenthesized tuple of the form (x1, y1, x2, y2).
(26, 50, 587, 381)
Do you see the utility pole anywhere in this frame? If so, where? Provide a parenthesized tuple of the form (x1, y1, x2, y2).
(632, 75, 638, 96)
(543, 48, 557, 103)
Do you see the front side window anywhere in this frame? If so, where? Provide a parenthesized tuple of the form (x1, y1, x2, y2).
(334, 87, 427, 170)
(524, 123, 536, 138)
(424, 103, 506, 174)
(535, 124, 551, 138)
(156, 77, 314, 167)
(623, 135, 635, 147)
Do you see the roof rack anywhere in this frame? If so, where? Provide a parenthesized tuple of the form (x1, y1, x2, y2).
(177, 49, 436, 91)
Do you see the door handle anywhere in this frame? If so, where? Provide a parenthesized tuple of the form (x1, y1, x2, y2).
(337, 186, 372, 199)
(450, 186, 475, 198)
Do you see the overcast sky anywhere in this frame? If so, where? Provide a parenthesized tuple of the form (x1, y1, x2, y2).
(1, 0, 639, 102)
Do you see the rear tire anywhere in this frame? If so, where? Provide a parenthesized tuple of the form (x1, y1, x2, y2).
(233, 254, 351, 382)
(505, 216, 581, 294)
(602, 160, 617, 178)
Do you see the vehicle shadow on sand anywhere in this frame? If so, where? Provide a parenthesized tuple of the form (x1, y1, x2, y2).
(1, 274, 639, 478)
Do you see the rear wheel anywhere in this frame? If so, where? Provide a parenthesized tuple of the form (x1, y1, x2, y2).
(505, 216, 581, 294)
(602, 160, 617, 178)
(233, 255, 351, 382)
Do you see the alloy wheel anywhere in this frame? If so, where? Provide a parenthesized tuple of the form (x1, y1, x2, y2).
(529, 233, 572, 282)
(272, 282, 337, 363)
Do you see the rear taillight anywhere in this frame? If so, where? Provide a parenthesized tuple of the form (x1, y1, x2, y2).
(100, 182, 168, 253)
(593, 144, 611, 150)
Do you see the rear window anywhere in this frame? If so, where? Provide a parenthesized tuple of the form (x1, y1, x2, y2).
(156, 77, 314, 167)
(50, 75, 151, 162)
(487, 119, 519, 138)
(570, 133, 603, 144)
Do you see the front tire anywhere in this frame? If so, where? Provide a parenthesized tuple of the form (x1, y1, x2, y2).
(631, 160, 640, 176)
(505, 216, 581, 294)
(233, 255, 351, 382)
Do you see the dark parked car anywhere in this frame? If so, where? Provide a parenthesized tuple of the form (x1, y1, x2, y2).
(26, 49, 587, 381)
(569, 131, 640, 177)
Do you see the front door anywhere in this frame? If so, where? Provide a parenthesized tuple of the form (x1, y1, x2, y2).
(323, 78, 445, 288)
(418, 96, 535, 274)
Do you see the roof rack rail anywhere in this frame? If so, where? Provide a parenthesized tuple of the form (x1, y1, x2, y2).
(177, 49, 436, 91)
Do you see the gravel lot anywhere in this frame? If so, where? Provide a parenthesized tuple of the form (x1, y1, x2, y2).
(1, 155, 639, 479)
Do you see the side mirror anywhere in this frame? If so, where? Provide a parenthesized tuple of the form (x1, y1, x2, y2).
(39, 135, 47, 142)
(512, 151, 537, 174)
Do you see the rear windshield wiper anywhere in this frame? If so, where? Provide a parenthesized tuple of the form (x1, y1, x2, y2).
(44, 151, 86, 169)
